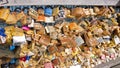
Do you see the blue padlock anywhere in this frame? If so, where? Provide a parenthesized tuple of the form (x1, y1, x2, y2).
(10, 58, 16, 64)
(10, 45, 15, 51)
(45, 7, 52, 16)
(26, 56, 30, 60)
(0, 28, 5, 33)
(0, 33, 6, 37)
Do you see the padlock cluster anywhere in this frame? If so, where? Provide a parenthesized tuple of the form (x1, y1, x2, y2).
(0, 6, 120, 68)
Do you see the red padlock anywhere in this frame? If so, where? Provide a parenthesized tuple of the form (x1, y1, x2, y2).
(19, 57, 26, 62)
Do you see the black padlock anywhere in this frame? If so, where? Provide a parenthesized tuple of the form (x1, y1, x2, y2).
(1, 63, 9, 68)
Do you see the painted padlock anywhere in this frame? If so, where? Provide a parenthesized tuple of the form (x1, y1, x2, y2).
(45, 7, 53, 16)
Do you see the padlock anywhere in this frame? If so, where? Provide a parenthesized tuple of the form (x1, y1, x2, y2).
(69, 22, 79, 31)
(64, 8, 73, 18)
(12, 28, 24, 36)
(48, 45, 58, 54)
(94, 7, 100, 13)
(0, 8, 10, 21)
(45, 26, 55, 33)
(52, 58, 60, 66)
(75, 36, 84, 46)
(111, 18, 119, 26)
(109, 7, 115, 13)
(71, 7, 85, 19)
(13, 35, 26, 46)
(22, 26, 30, 31)
(52, 7, 59, 16)
(79, 21, 88, 28)
(84, 32, 99, 47)
(34, 23, 42, 30)
(44, 62, 53, 68)
(89, 8, 96, 15)
(45, 7, 53, 16)
(29, 8, 38, 19)
(39, 35, 51, 46)
(6, 13, 17, 24)
(20, 15, 28, 25)
(25, 30, 34, 35)
(57, 7, 65, 19)
(16, 65, 22, 68)
(113, 35, 120, 45)
(37, 15, 45, 22)
(97, 7, 109, 16)
(103, 35, 111, 43)
(83, 8, 90, 16)
(57, 45, 65, 52)
(59, 36, 76, 48)
(50, 31, 58, 40)
(37, 8, 44, 15)
(17, 11, 26, 21)
(93, 27, 103, 35)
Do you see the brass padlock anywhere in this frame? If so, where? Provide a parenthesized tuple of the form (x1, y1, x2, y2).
(17, 11, 26, 21)
(109, 7, 115, 13)
(39, 35, 51, 46)
(83, 8, 90, 16)
(52, 7, 59, 16)
(37, 8, 44, 15)
(84, 32, 99, 47)
(71, 7, 85, 19)
(6, 13, 17, 24)
(29, 8, 38, 20)
(0, 8, 10, 21)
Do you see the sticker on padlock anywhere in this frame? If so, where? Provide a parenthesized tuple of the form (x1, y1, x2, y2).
(114, 35, 120, 45)
(75, 36, 84, 46)
(13, 35, 26, 46)
(103, 36, 111, 43)
(45, 16, 54, 23)
(25, 35, 32, 41)
(65, 48, 72, 55)
(96, 37, 104, 43)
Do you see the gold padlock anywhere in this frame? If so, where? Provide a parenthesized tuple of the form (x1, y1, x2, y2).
(109, 7, 115, 13)
(20, 15, 27, 25)
(29, 8, 38, 20)
(52, 7, 59, 16)
(6, 13, 17, 24)
(37, 9, 44, 15)
(0, 8, 10, 21)
(111, 18, 119, 26)
(17, 11, 26, 21)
